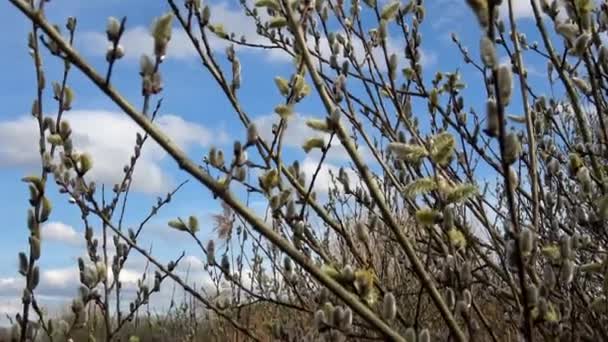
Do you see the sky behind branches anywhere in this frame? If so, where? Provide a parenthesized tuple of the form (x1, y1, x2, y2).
(0, 0, 552, 325)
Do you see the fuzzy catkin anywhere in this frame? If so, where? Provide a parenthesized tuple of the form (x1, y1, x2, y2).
(419, 328, 431, 342)
(404, 328, 416, 342)
(480, 36, 497, 68)
(466, 0, 489, 27)
(519, 229, 535, 256)
(313, 309, 326, 329)
(504, 132, 522, 165)
(106, 17, 121, 42)
(382, 292, 397, 320)
(560, 260, 575, 284)
(485, 98, 499, 137)
(497, 64, 513, 105)
(543, 263, 556, 290)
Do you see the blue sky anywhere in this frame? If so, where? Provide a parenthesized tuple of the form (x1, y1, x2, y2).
(0, 0, 556, 324)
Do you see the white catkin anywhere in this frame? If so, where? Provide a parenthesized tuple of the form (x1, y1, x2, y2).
(560, 260, 575, 284)
(342, 307, 352, 329)
(404, 328, 416, 342)
(504, 132, 522, 165)
(418, 328, 431, 342)
(382, 292, 397, 320)
(480, 36, 497, 68)
(572, 76, 591, 94)
(314, 309, 326, 329)
(573, 33, 591, 56)
(497, 64, 513, 105)
(519, 229, 535, 256)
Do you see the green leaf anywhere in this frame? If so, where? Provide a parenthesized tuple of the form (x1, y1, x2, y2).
(22, 176, 45, 193)
(47, 134, 63, 146)
(268, 16, 288, 29)
(209, 24, 228, 39)
(362, 0, 376, 8)
(79, 153, 93, 175)
(255, 0, 280, 10)
(40, 196, 52, 222)
(188, 216, 199, 233)
(168, 219, 188, 232)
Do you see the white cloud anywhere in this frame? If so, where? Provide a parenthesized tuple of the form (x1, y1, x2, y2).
(30, 265, 142, 292)
(42, 267, 79, 289)
(429, 0, 541, 33)
(79, 1, 437, 70)
(301, 156, 359, 194)
(203, 0, 438, 69)
(108, 268, 141, 289)
(301, 156, 338, 194)
(204, 2, 290, 61)
(0, 110, 224, 194)
(42, 222, 81, 246)
(0, 277, 21, 293)
(0, 298, 22, 325)
(79, 2, 284, 62)
(181, 255, 205, 270)
(300, 28, 437, 72)
(80, 26, 198, 61)
(0, 253, 220, 326)
(498, 0, 539, 20)
(0, 267, 78, 296)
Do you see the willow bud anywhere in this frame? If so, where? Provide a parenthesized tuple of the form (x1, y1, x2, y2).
(485, 98, 499, 137)
(560, 260, 575, 285)
(354, 222, 369, 243)
(497, 63, 513, 105)
(543, 263, 556, 290)
(206, 240, 215, 265)
(106, 17, 121, 42)
(313, 309, 327, 329)
(418, 328, 431, 342)
(381, 292, 397, 320)
(480, 36, 497, 68)
(504, 132, 522, 165)
(246, 123, 258, 145)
